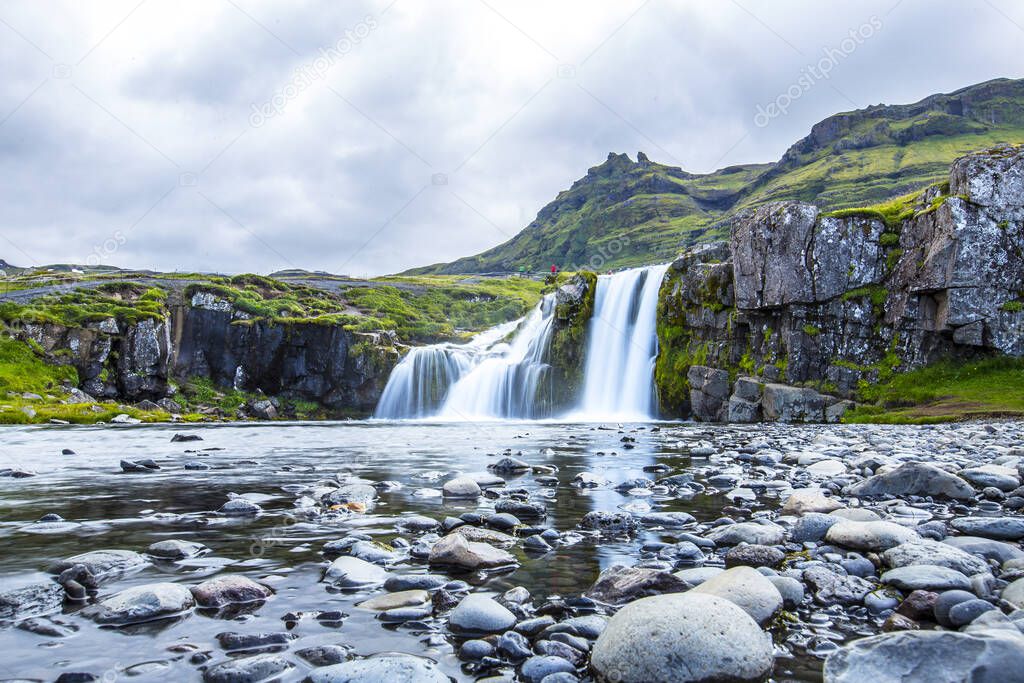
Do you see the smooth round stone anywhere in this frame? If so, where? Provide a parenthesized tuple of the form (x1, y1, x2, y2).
(306, 653, 448, 682)
(459, 639, 494, 660)
(883, 540, 990, 576)
(356, 590, 429, 611)
(846, 462, 976, 500)
(591, 593, 773, 683)
(826, 520, 920, 552)
(428, 533, 517, 570)
(322, 484, 378, 506)
(675, 567, 724, 587)
(951, 517, 1024, 541)
(959, 465, 1019, 492)
(639, 511, 696, 527)
(383, 574, 448, 592)
(47, 549, 148, 581)
(947, 536, 1024, 564)
(203, 654, 292, 683)
(691, 566, 783, 625)
(147, 540, 208, 560)
(781, 488, 844, 515)
(882, 566, 972, 592)
(448, 594, 516, 634)
(792, 513, 841, 542)
(934, 589, 978, 627)
(486, 513, 521, 530)
(442, 477, 481, 499)
(807, 459, 846, 477)
(1002, 578, 1024, 609)
(768, 575, 805, 608)
(396, 515, 439, 531)
(830, 508, 882, 522)
(949, 598, 997, 627)
(865, 589, 900, 614)
(191, 575, 273, 607)
(824, 630, 1024, 683)
(324, 557, 388, 588)
(218, 499, 262, 516)
(85, 582, 194, 625)
(705, 521, 785, 546)
(725, 544, 785, 568)
(521, 656, 576, 683)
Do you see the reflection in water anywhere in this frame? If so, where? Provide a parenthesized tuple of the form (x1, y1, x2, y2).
(0, 421, 820, 681)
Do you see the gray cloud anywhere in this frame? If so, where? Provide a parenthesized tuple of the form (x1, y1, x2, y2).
(0, 0, 1020, 275)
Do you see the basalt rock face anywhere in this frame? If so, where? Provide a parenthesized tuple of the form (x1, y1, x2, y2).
(547, 272, 597, 409)
(18, 290, 399, 415)
(656, 145, 1024, 422)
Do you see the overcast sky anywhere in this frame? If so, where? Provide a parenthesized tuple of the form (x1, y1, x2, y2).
(0, 1, 1020, 276)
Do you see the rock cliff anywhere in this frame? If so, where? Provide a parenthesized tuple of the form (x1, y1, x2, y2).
(655, 145, 1024, 422)
(17, 287, 399, 417)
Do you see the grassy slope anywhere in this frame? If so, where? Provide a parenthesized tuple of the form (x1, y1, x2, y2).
(845, 358, 1024, 424)
(413, 78, 1024, 274)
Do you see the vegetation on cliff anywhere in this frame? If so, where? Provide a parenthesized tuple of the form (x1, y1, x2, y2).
(547, 271, 598, 407)
(413, 78, 1024, 275)
(845, 357, 1024, 424)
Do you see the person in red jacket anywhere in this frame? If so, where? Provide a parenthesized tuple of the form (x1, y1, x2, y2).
(550, 264, 557, 274)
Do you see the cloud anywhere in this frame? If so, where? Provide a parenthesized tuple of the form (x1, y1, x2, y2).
(0, 0, 1019, 274)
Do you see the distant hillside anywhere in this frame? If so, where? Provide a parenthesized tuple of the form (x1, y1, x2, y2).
(409, 77, 1024, 274)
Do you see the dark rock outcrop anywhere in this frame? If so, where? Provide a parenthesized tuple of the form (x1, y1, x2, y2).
(656, 145, 1024, 421)
(17, 289, 399, 416)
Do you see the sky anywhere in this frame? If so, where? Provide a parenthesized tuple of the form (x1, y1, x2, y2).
(0, 1, 1021, 276)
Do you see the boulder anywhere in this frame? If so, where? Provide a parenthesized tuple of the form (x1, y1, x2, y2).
(203, 654, 293, 683)
(0, 583, 65, 621)
(586, 565, 689, 605)
(47, 549, 148, 582)
(824, 629, 1024, 683)
(881, 566, 973, 592)
(951, 517, 1024, 541)
(782, 488, 845, 515)
(306, 654, 448, 682)
(191, 575, 273, 607)
(705, 521, 785, 546)
(591, 593, 774, 682)
(442, 477, 481, 498)
(324, 557, 388, 588)
(85, 582, 194, 625)
(690, 566, 783, 625)
(826, 520, 921, 552)
(448, 594, 516, 634)
(845, 462, 975, 500)
(883, 540, 990, 576)
(687, 366, 730, 422)
(428, 533, 516, 570)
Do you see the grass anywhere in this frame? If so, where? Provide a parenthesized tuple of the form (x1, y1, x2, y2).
(845, 356, 1024, 424)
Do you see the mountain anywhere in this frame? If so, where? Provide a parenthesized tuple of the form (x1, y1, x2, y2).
(409, 78, 1024, 274)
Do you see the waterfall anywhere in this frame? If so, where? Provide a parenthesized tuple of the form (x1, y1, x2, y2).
(373, 296, 556, 419)
(373, 264, 668, 421)
(575, 264, 669, 420)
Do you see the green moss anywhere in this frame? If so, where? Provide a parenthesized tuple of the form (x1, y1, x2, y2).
(845, 356, 1024, 423)
(842, 284, 889, 308)
(548, 272, 597, 406)
(0, 334, 78, 394)
(1001, 300, 1023, 313)
(879, 232, 901, 247)
(886, 248, 905, 271)
(802, 324, 821, 336)
(823, 189, 923, 231)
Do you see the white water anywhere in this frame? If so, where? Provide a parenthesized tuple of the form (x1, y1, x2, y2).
(573, 264, 669, 420)
(374, 265, 668, 421)
(374, 298, 555, 420)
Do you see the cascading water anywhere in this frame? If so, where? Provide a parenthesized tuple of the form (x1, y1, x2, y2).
(374, 265, 668, 421)
(373, 297, 556, 419)
(574, 264, 669, 420)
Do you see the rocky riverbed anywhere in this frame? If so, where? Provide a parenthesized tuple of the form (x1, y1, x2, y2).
(1, 420, 1024, 682)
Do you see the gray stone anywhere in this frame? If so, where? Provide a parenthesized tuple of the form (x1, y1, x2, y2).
(84, 582, 194, 625)
(882, 565, 973, 592)
(147, 539, 208, 560)
(203, 654, 293, 683)
(0, 582, 65, 621)
(792, 512, 842, 542)
(762, 383, 827, 422)
(324, 557, 388, 588)
(960, 465, 1020, 492)
(824, 629, 1024, 683)
(191, 575, 273, 607)
(691, 566, 783, 625)
(428, 533, 517, 570)
(1003, 578, 1024, 609)
(687, 366, 730, 422)
(804, 566, 873, 607)
(705, 521, 785, 545)
(449, 594, 516, 634)
(951, 517, 1024, 541)
(883, 540, 990, 576)
(781, 488, 844, 515)
(846, 462, 975, 500)
(586, 565, 689, 605)
(218, 498, 262, 516)
(591, 592, 774, 683)
(306, 653, 450, 683)
(442, 476, 481, 498)
(826, 520, 920, 552)
(322, 484, 378, 506)
(47, 549, 148, 582)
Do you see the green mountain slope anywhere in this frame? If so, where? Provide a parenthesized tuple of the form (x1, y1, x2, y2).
(409, 77, 1024, 274)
